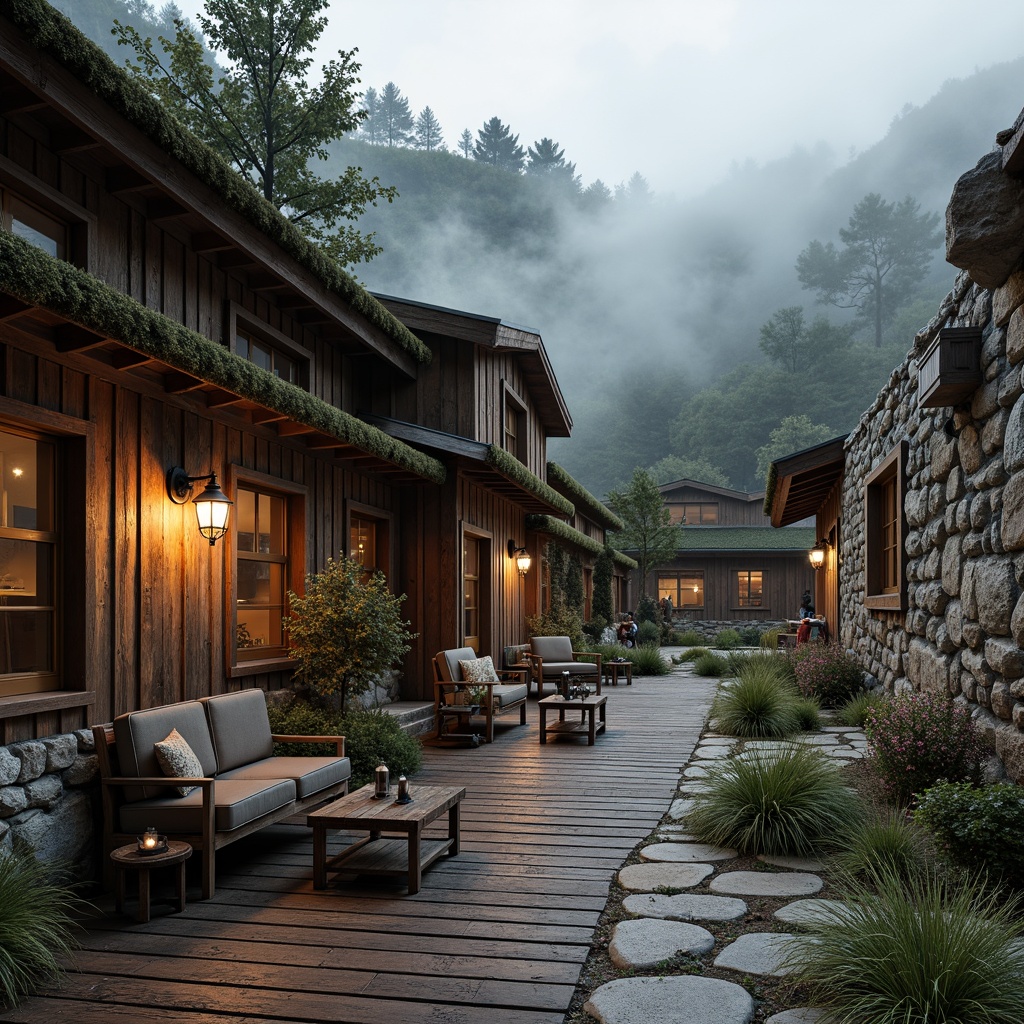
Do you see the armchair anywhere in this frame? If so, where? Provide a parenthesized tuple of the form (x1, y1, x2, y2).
(432, 647, 529, 743)
(525, 636, 602, 698)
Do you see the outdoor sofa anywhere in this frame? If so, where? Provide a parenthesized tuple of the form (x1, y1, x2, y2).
(93, 688, 351, 899)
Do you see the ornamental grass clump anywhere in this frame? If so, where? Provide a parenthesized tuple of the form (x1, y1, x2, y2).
(865, 691, 984, 805)
(785, 867, 1024, 1024)
(673, 646, 710, 664)
(714, 628, 742, 650)
(791, 641, 864, 707)
(692, 651, 729, 677)
(837, 689, 882, 727)
(913, 781, 1024, 890)
(711, 669, 801, 738)
(675, 629, 703, 646)
(689, 745, 860, 856)
(630, 642, 671, 676)
(0, 854, 82, 1008)
(832, 804, 932, 883)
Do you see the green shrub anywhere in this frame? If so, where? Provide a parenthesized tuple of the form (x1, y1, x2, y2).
(0, 854, 82, 1007)
(268, 700, 422, 788)
(786, 867, 1024, 1024)
(712, 670, 801, 738)
(792, 695, 821, 732)
(689, 746, 861, 856)
(790, 641, 864, 707)
(714, 628, 742, 650)
(760, 628, 780, 650)
(631, 642, 671, 676)
(837, 689, 882, 727)
(673, 646, 710, 664)
(692, 652, 729, 677)
(527, 607, 584, 649)
(737, 625, 762, 646)
(636, 594, 659, 625)
(675, 629, 703, 646)
(591, 642, 631, 662)
(914, 782, 1024, 889)
(636, 620, 661, 646)
(866, 691, 984, 805)
(581, 617, 606, 642)
(833, 804, 931, 883)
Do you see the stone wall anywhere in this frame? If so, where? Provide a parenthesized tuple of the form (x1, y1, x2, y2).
(670, 619, 788, 642)
(840, 223, 1024, 781)
(0, 729, 99, 881)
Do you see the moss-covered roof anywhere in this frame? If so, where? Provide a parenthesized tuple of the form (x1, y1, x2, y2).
(673, 526, 816, 552)
(763, 463, 779, 517)
(1, 0, 430, 367)
(0, 232, 446, 482)
(526, 514, 637, 569)
(546, 462, 623, 531)
(486, 448, 575, 518)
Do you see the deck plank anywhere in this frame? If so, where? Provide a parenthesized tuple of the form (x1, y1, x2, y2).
(0, 674, 715, 1024)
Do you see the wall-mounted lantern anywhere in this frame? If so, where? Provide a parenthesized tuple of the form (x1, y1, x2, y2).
(808, 539, 829, 571)
(167, 467, 233, 546)
(507, 539, 531, 577)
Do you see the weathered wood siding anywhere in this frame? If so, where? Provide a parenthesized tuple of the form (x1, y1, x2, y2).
(661, 484, 769, 525)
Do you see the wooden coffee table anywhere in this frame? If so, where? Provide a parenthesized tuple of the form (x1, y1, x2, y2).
(110, 840, 192, 923)
(603, 660, 633, 686)
(308, 783, 465, 894)
(538, 693, 607, 745)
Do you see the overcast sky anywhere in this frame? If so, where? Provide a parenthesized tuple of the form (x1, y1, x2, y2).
(173, 0, 1024, 196)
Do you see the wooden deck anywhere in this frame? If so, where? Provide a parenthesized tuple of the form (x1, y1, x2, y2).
(2, 674, 716, 1024)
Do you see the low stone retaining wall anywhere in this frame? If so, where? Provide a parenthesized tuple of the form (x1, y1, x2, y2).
(669, 620, 788, 642)
(0, 729, 99, 882)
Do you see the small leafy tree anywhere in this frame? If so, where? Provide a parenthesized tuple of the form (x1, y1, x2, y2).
(592, 547, 614, 623)
(608, 468, 682, 597)
(286, 555, 415, 713)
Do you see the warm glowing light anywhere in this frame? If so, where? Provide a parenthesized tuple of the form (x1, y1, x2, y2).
(11, 467, 22, 478)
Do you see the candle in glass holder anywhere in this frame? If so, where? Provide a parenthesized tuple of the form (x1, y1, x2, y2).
(397, 775, 409, 801)
(140, 826, 159, 852)
(374, 763, 390, 799)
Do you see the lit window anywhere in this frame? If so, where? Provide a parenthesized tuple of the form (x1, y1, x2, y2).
(350, 510, 390, 580)
(865, 441, 908, 611)
(463, 535, 481, 652)
(235, 486, 288, 661)
(0, 428, 57, 696)
(737, 570, 763, 608)
(237, 330, 299, 384)
(658, 572, 704, 610)
(667, 503, 719, 525)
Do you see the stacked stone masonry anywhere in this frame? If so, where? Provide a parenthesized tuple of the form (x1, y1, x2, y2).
(0, 730, 98, 876)
(841, 261, 1024, 783)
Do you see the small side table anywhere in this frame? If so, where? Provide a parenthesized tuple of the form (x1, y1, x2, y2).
(603, 660, 633, 686)
(111, 840, 192, 923)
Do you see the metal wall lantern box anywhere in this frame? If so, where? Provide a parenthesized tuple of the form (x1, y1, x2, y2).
(917, 327, 983, 408)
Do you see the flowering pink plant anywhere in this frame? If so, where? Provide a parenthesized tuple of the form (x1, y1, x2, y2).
(791, 642, 863, 707)
(865, 690, 984, 804)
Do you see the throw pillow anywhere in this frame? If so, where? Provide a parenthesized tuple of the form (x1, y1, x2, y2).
(459, 655, 500, 684)
(154, 728, 205, 797)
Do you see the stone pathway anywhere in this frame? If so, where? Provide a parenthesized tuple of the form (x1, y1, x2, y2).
(582, 683, 868, 1024)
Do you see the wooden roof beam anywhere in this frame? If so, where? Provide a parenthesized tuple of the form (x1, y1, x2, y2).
(106, 166, 151, 194)
(247, 272, 290, 291)
(0, 83, 46, 115)
(164, 370, 205, 394)
(250, 408, 289, 425)
(110, 348, 154, 369)
(56, 128, 101, 155)
(204, 391, 244, 409)
(276, 421, 317, 437)
(54, 323, 107, 352)
(217, 250, 259, 270)
(191, 231, 234, 254)
(0, 294, 32, 322)
(147, 197, 189, 222)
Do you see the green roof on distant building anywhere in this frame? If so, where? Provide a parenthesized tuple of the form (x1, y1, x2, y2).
(673, 527, 816, 552)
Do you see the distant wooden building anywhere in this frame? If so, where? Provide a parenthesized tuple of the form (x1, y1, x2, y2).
(636, 480, 816, 624)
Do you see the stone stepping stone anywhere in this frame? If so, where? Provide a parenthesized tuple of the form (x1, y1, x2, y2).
(774, 898, 847, 926)
(642, 842, 737, 863)
(710, 871, 823, 897)
(820, 726, 850, 733)
(585, 975, 754, 1024)
(623, 892, 748, 922)
(657, 824, 698, 838)
(796, 734, 839, 745)
(828, 747, 863, 759)
(619, 862, 714, 891)
(609, 918, 715, 968)
(669, 797, 695, 819)
(683, 764, 711, 778)
(694, 746, 733, 759)
(677, 780, 713, 794)
(765, 1010, 825, 1023)
(758, 854, 825, 871)
(714, 932, 798, 976)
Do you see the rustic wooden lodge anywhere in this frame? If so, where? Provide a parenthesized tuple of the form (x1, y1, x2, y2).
(642, 479, 816, 626)
(0, 0, 627, 769)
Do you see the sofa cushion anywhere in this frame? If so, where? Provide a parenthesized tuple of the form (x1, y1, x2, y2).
(439, 646, 478, 682)
(202, 689, 275, 773)
(459, 656, 499, 684)
(537, 661, 598, 677)
(491, 683, 529, 707)
(530, 636, 575, 661)
(113, 701, 217, 801)
(154, 728, 205, 797)
(119, 778, 297, 834)
(219, 755, 351, 799)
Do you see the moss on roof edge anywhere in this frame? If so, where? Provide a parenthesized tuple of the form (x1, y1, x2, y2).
(0, 232, 445, 483)
(1, 0, 430, 366)
(525, 515, 636, 569)
(763, 462, 778, 517)
(546, 462, 623, 530)
(485, 447, 575, 517)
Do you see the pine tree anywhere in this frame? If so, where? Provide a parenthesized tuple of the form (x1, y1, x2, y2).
(457, 129, 473, 158)
(526, 137, 573, 176)
(413, 106, 445, 152)
(580, 179, 612, 211)
(377, 81, 414, 147)
(615, 172, 653, 203)
(359, 86, 381, 145)
(472, 116, 525, 172)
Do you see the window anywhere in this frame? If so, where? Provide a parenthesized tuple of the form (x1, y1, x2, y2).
(0, 171, 93, 268)
(227, 302, 311, 390)
(349, 505, 391, 580)
(667, 502, 719, 525)
(865, 441, 908, 611)
(736, 570, 764, 608)
(659, 572, 704, 611)
(0, 428, 57, 696)
(229, 470, 306, 673)
(463, 535, 481, 653)
(502, 384, 527, 461)
(2, 193, 66, 259)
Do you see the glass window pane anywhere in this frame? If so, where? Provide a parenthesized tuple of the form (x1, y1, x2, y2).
(235, 607, 284, 652)
(0, 610, 53, 674)
(236, 489, 256, 552)
(0, 539, 51, 603)
(0, 429, 52, 532)
(9, 198, 66, 260)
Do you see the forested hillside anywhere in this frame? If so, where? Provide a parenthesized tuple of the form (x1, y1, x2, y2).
(59, 0, 1024, 495)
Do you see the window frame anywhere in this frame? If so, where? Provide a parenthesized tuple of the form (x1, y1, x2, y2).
(227, 301, 312, 391)
(864, 441, 908, 612)
(461, 524, 492, 655)
(668, 502, 719, 525)
(658, 571, 705, 612)
(501, 382, 527, 462)
(734, 569, 766, 610)
(0, 156, 95, 269)
(226, 466, 308, 678)
(346, 501, 393, 582)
